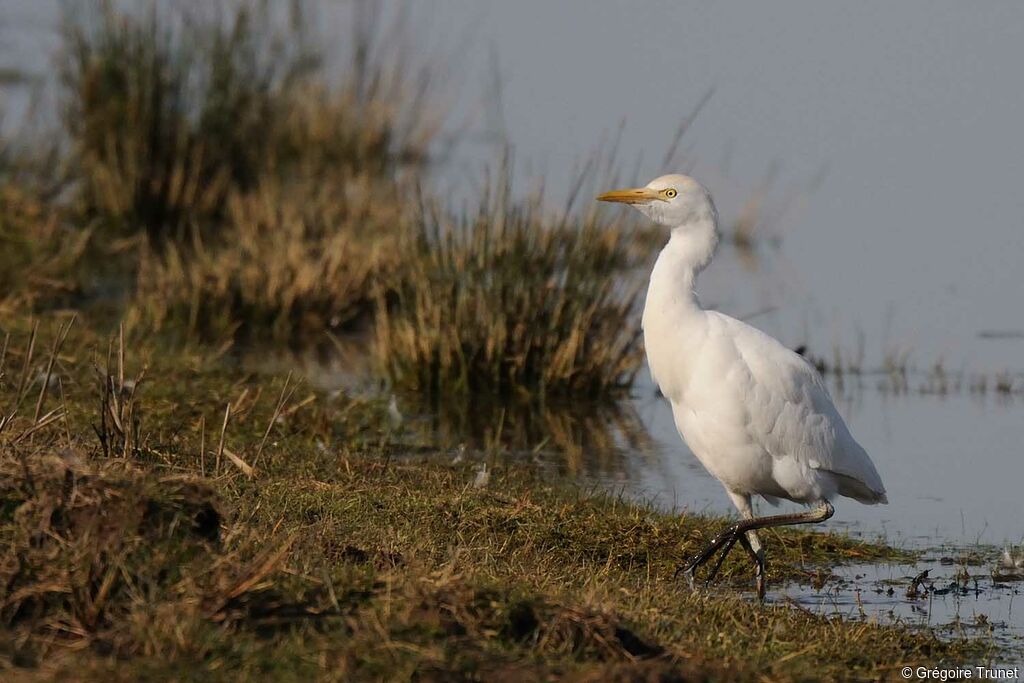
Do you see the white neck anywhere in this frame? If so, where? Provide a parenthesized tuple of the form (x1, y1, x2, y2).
(643, 217, 719, 325)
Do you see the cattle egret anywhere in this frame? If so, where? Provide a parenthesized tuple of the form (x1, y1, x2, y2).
(598, 174, 887, 599)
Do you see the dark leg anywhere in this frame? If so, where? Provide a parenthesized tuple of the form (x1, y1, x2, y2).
(679, 501, 834, 597)
(703, 533, 740, 586)
(700, 530, 764, 588)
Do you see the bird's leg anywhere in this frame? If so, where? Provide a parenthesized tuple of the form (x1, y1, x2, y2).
(679, 502, 834, 595)
(703, 533, 740, 586)
(738, 533, 765, 601)
(677, 520, 746, 585)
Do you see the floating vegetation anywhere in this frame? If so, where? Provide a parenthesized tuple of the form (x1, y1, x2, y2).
(993, 548, 1024, 582)
(804, 342, 1024, 398)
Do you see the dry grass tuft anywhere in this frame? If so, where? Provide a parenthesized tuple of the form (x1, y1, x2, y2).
(374, 175, 644, 402)
(129, 177, 408, 343)
(59, 0, 437, 243)
(0, 450, 221, 646)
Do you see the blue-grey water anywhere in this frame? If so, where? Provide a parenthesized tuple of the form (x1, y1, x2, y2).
(4, 0, 1024, 665)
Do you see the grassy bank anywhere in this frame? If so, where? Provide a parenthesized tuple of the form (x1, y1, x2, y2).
(0, 319, 989, 681)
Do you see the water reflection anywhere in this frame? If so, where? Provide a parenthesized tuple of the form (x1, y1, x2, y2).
(412, 393, 654, 478)
(244, 339, 655, 479)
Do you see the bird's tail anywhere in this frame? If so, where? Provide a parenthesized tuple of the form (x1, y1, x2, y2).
(833, 471, 888, 505)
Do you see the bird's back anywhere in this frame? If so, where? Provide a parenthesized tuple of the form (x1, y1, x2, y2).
(646, 307, 887, 506)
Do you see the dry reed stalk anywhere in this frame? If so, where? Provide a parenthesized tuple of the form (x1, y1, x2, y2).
(32, 315, 76, 424)
(216, 403, 230, 475)
(253, 372, 297, 468)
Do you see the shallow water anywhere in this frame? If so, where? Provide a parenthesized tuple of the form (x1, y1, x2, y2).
(781, 559, 1024, 670)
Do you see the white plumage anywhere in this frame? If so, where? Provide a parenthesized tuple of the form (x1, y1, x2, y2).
(599, 173, 887, 597)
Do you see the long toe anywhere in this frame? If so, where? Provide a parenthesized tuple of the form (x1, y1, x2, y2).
(705, 535, 741, 583)
(681, 566, 697, 591)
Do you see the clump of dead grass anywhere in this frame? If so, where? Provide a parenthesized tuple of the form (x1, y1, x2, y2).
(374, 174, 644, 402)
(59, 0, 437, 243)
(0, 449, 220, 647)
(0, 438, 346, 671)
(129, 177, 407, 343)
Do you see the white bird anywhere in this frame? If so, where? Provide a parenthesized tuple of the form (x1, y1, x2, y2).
(598, 174, 887, 598)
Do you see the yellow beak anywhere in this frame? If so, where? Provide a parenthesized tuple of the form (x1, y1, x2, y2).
(596, 187, 665, 204)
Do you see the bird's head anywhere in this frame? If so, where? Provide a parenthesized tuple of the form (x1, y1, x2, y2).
(597, 174, 715, 228)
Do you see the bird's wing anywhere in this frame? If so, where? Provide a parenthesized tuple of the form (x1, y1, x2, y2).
(710, 312, 887, 502)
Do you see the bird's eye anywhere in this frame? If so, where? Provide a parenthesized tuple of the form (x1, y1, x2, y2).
(663, 188, 677, 199)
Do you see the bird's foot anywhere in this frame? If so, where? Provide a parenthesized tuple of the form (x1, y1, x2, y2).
(676, 523, 744, 589)
(676, 523, 769, 600)
(677, 565, 697, 591)
(738, 534, 767, 602)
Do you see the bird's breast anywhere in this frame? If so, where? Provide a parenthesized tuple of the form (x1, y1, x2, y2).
(642, 307, 709, 404)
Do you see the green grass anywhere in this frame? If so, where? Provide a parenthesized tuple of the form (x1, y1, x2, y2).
(0, 318, 991, 681)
